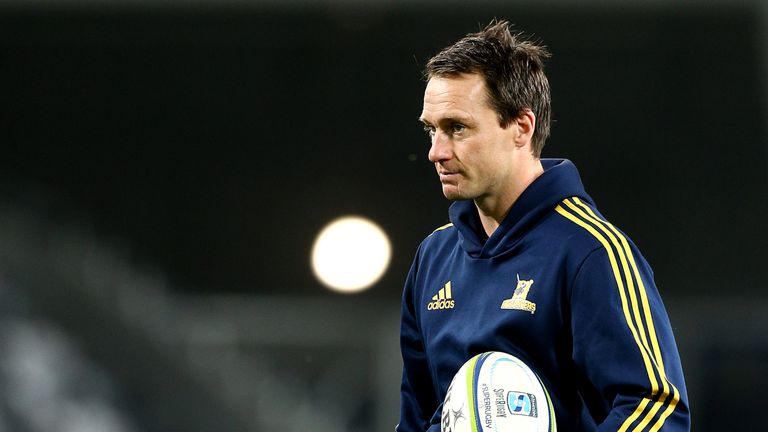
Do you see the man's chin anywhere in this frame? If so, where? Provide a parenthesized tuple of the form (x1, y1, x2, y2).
(441, 186, 472, 201)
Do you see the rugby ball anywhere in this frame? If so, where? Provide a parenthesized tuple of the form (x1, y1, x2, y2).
(441, 352, 556, 432)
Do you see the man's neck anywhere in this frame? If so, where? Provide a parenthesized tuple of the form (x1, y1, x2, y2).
(475, 159, 544, 238)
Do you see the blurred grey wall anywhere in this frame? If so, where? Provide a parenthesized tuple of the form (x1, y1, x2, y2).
(0, 1, 766, 431)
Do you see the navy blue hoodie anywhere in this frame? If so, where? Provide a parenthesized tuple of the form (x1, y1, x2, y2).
(398, 159, 690, 431)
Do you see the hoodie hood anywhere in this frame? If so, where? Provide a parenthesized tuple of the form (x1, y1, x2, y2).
(448, 158, 592, 258)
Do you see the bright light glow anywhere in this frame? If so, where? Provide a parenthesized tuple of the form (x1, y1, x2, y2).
(311, 216, 392, 293)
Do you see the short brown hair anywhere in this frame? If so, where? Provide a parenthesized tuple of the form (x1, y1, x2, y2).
(425, 20, 552, 156)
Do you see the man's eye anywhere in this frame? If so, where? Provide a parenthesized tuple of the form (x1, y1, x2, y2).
(451, 123, 466, 133)
(423, 125, 436, 137)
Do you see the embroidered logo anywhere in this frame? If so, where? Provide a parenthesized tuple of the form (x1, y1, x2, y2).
(500, 274, 536, 314)
(428, 281, 455, 310)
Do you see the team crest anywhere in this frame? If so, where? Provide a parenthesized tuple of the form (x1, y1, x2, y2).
(500, 274, 536, 314)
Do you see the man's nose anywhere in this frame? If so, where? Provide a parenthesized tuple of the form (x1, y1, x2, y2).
(427, 131, 451, 163)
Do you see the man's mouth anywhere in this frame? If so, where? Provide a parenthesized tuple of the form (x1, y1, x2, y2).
(438, 171, 460, 182)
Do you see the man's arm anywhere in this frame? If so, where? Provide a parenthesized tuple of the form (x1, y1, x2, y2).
(571, 243, 690, 431)
(397, 254, 441, 432)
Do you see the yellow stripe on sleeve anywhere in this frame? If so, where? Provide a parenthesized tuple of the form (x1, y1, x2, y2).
(432, 223, 454, 233)
(562, 200, 655, 364)
(554, 204, 659, 390)
(569, 198, 681, 431)
(650, 386, 681, 432)
(573, 198, 666, 372)
(555, 201, 669, 431)
(564, 197, 680, 431)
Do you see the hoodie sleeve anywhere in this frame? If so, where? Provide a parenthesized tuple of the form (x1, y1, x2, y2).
(397, 251, 441, 432)
(570, 244, 690, 432)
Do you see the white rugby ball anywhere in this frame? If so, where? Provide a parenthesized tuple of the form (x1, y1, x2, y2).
(441, 352, 556, 432)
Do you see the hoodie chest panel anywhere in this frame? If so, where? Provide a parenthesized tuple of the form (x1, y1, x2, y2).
(417, 239, 569, 389)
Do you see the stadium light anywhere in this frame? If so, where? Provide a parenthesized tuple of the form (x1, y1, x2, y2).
(311, 216, 391, 293)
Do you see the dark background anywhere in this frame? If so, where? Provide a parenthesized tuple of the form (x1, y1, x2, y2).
(2, 4, 766, 299)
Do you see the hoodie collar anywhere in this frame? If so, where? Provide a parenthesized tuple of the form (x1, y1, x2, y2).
(448, 159, 592, 258)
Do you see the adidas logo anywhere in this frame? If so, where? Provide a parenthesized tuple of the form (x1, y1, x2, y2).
(428, 281, 455, 310)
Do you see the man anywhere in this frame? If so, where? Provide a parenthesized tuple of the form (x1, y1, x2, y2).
(398, 20, 690, 431)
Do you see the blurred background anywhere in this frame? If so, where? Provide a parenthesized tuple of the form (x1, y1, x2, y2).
(0, 0, 766, 430)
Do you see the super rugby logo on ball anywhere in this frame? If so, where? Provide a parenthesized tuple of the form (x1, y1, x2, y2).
(507, 391, 537, 417)
(441, 352, 556, 432)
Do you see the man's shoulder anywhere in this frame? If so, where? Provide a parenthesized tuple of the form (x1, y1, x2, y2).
(421, 221, 457, 246)
(413, 221, 459, 257)
(547, 196, 637, 256)
(430, 222, 455, 235)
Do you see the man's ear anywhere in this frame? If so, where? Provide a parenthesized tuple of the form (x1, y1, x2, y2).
(513, 109, 536, 148)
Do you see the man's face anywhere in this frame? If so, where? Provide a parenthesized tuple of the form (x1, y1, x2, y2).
(420, 73, 519, 201)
